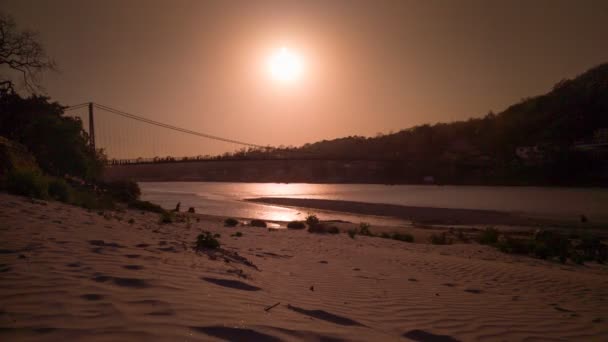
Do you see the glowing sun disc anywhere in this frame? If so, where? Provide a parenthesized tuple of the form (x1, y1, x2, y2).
(267, 47, 304, 82)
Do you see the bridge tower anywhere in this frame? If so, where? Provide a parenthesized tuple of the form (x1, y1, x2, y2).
(88, 102, 96, 150)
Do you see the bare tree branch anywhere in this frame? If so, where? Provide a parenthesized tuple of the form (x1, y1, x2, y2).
(0, 12, 55, 95)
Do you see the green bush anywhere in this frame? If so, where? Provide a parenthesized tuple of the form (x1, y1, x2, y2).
(195, 231, 220, 250)
(231, 231, 243, 237)
(380, 232, 391, 239)
(307, 223, 339, 234)
(496, 236, 532, 255)
(159, 211, 175, 224)
(578, 234, 607, 263)
(478, 227, 500, 245)
(48, 178, 71, 202)
(327, 226, 340, 234)
(305, 214, 320, 227)
(287, 221, 306, 229)
(250, 219, 267, 228)
(358, 222, 373, 236)
(392, 232, 414, 243)
(493, 230, 607, 265)
(128, 200, 165, 213)
(347, 229, 357, 239)
(105, 180, 141, 202)
(532, 230, 570, 262)
(5, 169, 48, 198)
(70, 189, 115, 210)
(224, 218, 239, 227)
(308, 223, 326, 233)
(430, 232, 451, 245)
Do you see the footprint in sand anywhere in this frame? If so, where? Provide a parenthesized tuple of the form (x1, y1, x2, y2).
(92, 274, 150, 288)
(191, 326, 281, 342)
(123, 265, 144, 270)
(464, 289, 483, 294)
(287, 304, 364, 326)
(80, 294, 104, 301)
(201, 277, 261, 291)
(403, 329, 461, 342)
(89, 240, 123, 248)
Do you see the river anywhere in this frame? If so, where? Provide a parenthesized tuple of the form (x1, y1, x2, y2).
(139, 182, 608, 226)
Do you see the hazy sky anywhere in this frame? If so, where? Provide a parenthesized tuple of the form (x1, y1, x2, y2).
(2, 0, 608, 158)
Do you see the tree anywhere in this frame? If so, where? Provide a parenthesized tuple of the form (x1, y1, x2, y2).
(0, 93, 105, 181)
(0, 12, 55, 94)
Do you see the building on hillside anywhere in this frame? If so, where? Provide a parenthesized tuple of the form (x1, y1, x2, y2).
(515, 145, 544, 161)
(593, 128, 608, 144)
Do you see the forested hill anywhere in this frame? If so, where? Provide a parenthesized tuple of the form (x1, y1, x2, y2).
(221, 63, 608, 185)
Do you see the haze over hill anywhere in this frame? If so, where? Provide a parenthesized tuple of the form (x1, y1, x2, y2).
(113, 63, 608, 186)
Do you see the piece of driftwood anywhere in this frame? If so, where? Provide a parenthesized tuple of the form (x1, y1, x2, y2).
(264, 302, 281, 312)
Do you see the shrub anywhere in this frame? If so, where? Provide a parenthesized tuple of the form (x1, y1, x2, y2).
(455, 230, 470, 242)
(195, 231, 220, 250)
(380, 232, 391, 239)
(71, 190, 115, 210)
(128, 200, 165, 213)
(430, 233, 450, 245)
(571, 250, 586, 265)
(250, 219, 267, 228)
(48, 178, 71, 202)
(307, 223, 339, 234)
(224, 218, 239, 227)
(5, 169, 48, 198)
(128, 218, 135, 224)
(231, 232, 243, 237)
(327, 226, 340, 234)
(532, 230, 570, 262)
(105, 180, 141, 202)
(287, 221, 306, 229)
(305, 214, 320, 227)
(492, 229, 607, 264)
(496, 236, 532, 255)
(392, 232, 414, 243)
(347, 229, 357, 239)
(358, 222, 373, 236)
(573, 233, 607, 264)
(159, 211, 175, 224)
(308, 223, 326, 233)
(478, 227, 500, 245)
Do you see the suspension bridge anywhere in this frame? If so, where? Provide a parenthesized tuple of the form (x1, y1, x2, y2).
(63, 103, 412, 183)
(64, 102, 270, 164)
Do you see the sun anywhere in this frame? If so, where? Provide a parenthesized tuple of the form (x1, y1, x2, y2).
(267, 47, 304, 83)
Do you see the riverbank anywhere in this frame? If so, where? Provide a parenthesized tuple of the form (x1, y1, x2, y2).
(1, 192, 607, 341)
(247, 197, 606, 229)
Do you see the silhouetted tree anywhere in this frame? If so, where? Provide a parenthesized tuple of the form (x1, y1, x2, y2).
(0, 12, 55, 94)
(0, 93, 105, 180)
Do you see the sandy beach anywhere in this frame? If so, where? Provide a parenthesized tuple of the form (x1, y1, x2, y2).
(1, 192, 607, 341)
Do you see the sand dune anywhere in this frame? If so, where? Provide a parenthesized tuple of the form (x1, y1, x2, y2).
(1, 193, 607, 341)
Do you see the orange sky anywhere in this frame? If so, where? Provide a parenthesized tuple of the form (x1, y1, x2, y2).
(3, 0, 608, 158)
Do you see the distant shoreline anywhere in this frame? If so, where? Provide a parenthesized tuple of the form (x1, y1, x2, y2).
(246, 197, 591, 227)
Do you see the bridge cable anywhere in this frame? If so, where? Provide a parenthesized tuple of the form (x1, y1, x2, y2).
(93, 103, 267, 149)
